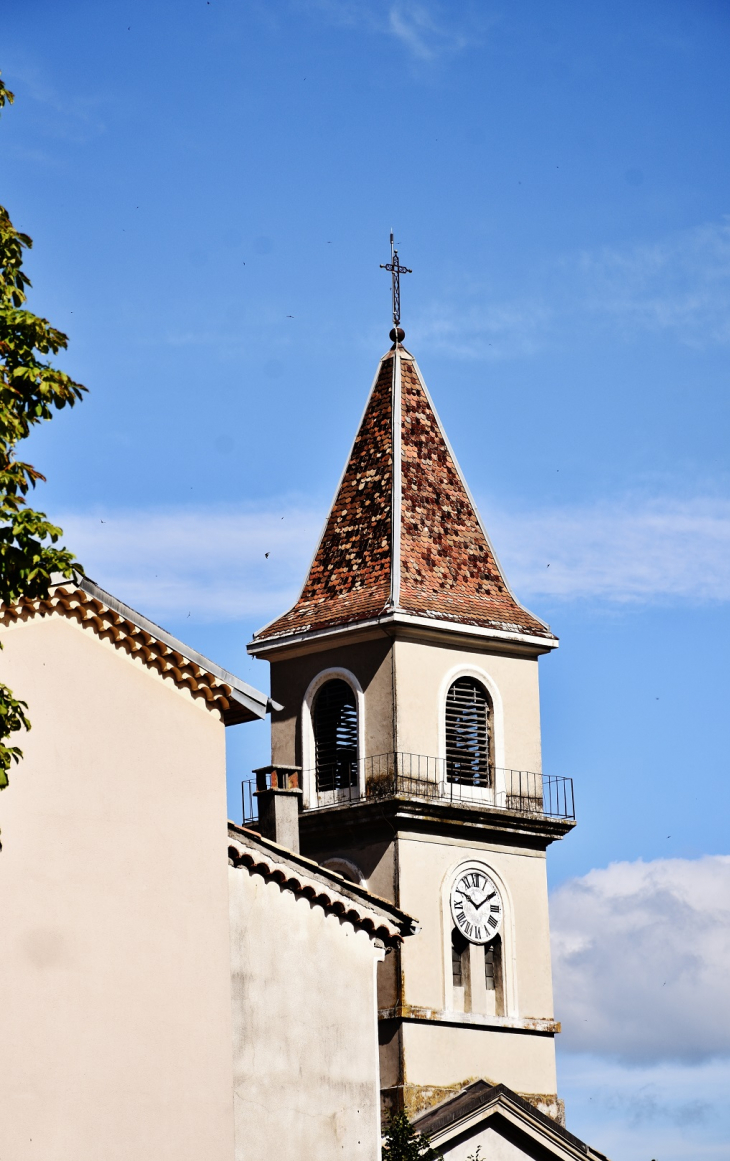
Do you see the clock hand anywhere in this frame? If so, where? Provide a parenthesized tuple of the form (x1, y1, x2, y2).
(473, 890, 497, 911)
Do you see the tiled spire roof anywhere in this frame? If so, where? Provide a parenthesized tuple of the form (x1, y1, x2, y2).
(252, 345, 554, 646)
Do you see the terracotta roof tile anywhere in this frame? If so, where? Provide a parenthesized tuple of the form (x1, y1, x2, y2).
(3, 579, 271, 723)
(253, 347, 553, 645)
(228, 824, 417, 947)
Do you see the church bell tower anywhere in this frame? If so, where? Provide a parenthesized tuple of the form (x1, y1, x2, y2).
(248, 251, 575, 1123)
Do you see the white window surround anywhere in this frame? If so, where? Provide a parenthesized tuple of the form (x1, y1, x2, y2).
(440, 857, 518, 1018)
(301, 667, 366, 809)
(438, 664, 505, 806)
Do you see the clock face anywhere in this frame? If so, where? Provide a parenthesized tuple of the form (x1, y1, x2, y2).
(450, 865, 503, 945)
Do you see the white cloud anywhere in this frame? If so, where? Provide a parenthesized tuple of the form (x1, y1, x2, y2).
(551, 856, 730, 1064)
(300, 0, 481, 60)
(58, 503, 322, 626)
(54, 493, 730, 626)
(414, 298, 553, 360)
(415, 217, 730, 358)
(558, 1054, 730, 1161)
(489, 495, 730, 604)
(579, 218, 730, 346)
(387, 3, 469, 61)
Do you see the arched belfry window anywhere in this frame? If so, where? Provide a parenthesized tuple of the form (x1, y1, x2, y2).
(445, 677, 492, 787)
(313, 679, 358, 793)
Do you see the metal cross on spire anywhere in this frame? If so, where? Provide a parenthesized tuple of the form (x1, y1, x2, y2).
(380, 231, 411, 341)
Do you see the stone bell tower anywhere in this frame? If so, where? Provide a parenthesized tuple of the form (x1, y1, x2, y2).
(248, 324, 575, 1122)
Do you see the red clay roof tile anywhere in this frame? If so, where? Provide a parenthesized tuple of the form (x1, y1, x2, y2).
(253, 347, 553, 644)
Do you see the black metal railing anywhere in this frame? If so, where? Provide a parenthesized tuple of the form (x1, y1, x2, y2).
(241, 753, 574, 826)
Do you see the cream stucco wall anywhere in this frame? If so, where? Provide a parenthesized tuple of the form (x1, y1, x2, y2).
(269, 635, 395, 773)
(435, 1122, 549, 1161)
(229, 864, 385, 1161)
(392, 637, 542, 773)
(267, 631, 543, 778)
(393, 831, 557, 1100)
(0, 614, 235, 1161)
(266, 624, 561, 1111)
(397, 833, 554, 1020)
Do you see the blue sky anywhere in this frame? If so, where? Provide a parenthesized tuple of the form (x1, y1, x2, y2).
(3, 2, 730, 1156)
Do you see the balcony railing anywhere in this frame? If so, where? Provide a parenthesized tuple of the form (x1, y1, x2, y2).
(242, 752, 575, 826)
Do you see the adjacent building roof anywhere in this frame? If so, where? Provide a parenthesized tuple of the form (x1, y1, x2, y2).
(1, 575, 274, 725)
(251, 344, 556, 651)
(228, 823, 417, 948)
(413, 1080, 610, 1161)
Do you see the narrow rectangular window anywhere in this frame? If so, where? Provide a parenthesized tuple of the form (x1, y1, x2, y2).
(484, 944, 496, 991)
(451, 927, 468, 989)
(451, 942, 463, 987)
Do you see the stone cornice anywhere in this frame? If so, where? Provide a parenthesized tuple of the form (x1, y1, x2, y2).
(298, 794, 575, 852)
(378, 1005, 560, 1035)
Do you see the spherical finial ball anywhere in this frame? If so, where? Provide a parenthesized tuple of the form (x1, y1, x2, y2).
(390, 326, 405, 344)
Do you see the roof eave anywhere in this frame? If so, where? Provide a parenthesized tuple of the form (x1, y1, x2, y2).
(45, 574, 272, 724)
(249, 608, 558, 658)
(227, 822, 418, 944)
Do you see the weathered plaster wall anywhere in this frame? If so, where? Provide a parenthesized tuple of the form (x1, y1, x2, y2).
(229, 863, 385, 1161)
(401, 1021, 557, 1101)
(0, 614, 235, 1161)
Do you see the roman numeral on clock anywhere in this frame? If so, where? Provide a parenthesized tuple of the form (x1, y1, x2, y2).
(488, 915, 498, 929)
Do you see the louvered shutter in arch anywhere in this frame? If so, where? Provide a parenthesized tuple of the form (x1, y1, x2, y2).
(313, 679, 359, 792)
(445, 676, 492, 787)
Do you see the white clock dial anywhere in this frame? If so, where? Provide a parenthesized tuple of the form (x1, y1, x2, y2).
(450, 865, 503, 945)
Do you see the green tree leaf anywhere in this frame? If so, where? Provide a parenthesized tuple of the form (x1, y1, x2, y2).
(382, 1112, 442, 1161)
(0, 71, 86, 788)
